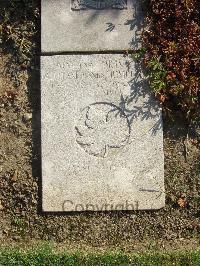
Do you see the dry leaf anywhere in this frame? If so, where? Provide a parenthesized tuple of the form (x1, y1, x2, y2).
(177, 198, 187, 208)
(156, 93, 166, 103)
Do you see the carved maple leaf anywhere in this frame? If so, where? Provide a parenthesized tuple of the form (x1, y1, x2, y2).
(75, 103, 130, 157)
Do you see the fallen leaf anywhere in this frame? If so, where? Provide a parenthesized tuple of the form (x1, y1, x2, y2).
(177, 197, 187, 208)
(156, 93, 166, 103)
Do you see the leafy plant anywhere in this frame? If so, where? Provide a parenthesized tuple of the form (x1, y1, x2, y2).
(147, 57, 167, 92)
(141, 0, 200, 123)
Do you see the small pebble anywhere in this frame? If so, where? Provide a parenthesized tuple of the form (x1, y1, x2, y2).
(23, 113, 32, 122)
(11, 170, 18, 182)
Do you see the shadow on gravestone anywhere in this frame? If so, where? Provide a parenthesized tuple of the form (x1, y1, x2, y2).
(118, 60, 163, 135)
(72, 2, 158, 132)
(41, 0, 144, 52)
(74, 0, 146, 56)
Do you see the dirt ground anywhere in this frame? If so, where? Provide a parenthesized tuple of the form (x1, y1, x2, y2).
(0, 1, 199, 253)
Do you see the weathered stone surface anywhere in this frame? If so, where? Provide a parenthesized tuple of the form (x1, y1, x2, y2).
(41, 54, 165, 212)
(41, 0, 143, 52)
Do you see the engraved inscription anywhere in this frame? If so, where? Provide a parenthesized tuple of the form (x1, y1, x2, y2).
(71, 0, 128, 10)
(75, 103, 130, 158)
(52, 59, 135, 80)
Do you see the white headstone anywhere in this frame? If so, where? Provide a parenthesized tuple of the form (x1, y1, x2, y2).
(41, 0, 142, 52)
(41, 54, 165, 212)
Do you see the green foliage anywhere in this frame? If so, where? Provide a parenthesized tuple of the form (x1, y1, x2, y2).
(131, 48, 146, 61)
(142, 0, 200, 122)
(0, 246, 200, 266)
(11, 217, 28, 239)
(147, 57, 167, 92)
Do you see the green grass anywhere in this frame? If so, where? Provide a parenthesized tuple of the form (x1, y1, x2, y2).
(0, 246, 199, 266)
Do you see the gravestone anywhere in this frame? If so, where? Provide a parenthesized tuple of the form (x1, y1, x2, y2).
(41, 0, 142, 52)
(41, 1, 165, 212)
